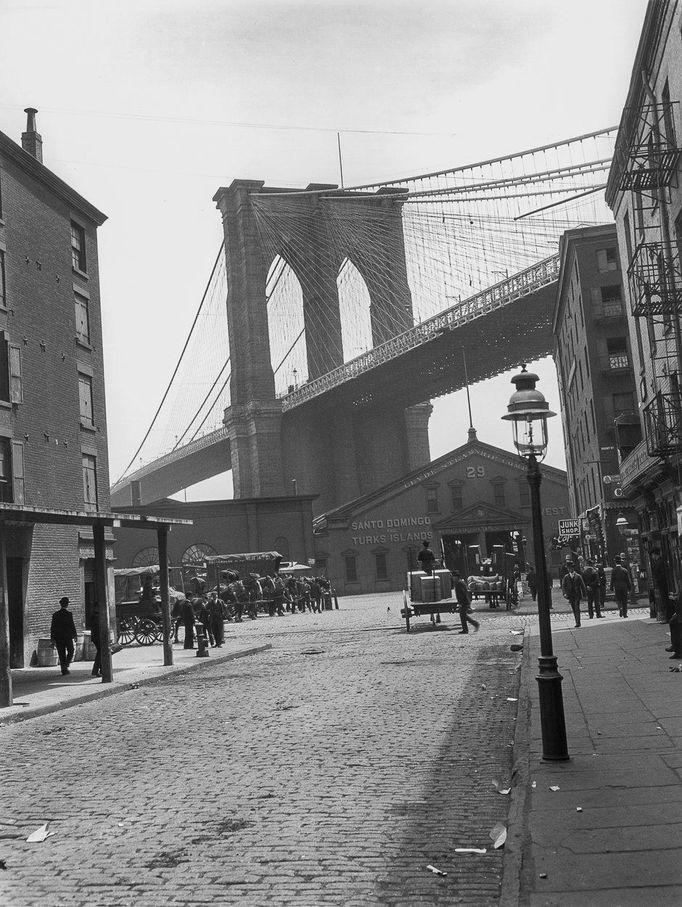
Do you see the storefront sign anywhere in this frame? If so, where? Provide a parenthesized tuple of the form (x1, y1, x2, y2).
(558, 518, 580, 538)
(350, 515, 431, 531)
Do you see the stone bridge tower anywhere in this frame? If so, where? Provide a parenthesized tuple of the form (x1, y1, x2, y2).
(213, 179, 432, 513)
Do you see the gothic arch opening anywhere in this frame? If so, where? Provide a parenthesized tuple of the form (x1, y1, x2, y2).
(337, 258, 373, 363)
(266, 255, 309, 396)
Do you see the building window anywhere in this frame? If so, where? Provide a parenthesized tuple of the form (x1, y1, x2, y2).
(607, 336, 629, 369)
(344, 555, 358, 583)
(375, 551, 388, 581)
(596, 248, 619, 272)
(274, 536, 290, 560)
(75, 292, 90, 343)
(425, 486, 439, 513)
(82, 453, 97, 511)
(0, 250, 5, 308)
(132, 546, 159, 568)
(71, 221, 86, 272)
(78, 373, 94, 427)
(519, 481, 530, 507)
(181, 543, 217, 565)
(492, 482, 505, 508)
(314, 556, 328, 574)
(613, 391, 635, 416)
(450, 483, 463, 510)
(0, 438, 24, 504)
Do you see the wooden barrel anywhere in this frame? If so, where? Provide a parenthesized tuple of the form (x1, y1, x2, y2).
(36, 638, 58, 667)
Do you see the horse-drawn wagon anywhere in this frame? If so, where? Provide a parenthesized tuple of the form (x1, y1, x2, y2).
(114, 566, 182, 646)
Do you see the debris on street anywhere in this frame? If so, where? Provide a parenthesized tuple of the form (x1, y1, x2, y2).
(426, 864, 447, 876)
(26, 824, 54, 843)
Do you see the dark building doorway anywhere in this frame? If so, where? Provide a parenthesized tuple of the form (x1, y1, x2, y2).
(442, 533, 479, 576)
(7, 557, 24, 668)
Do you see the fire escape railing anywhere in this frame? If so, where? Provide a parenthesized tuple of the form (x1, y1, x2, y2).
(643, 390, 682, 457)
(627, 240, 682, 317)
(614, 101, 682, 192)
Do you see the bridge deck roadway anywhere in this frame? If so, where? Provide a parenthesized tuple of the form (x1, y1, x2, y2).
(293, 280, 556, 415)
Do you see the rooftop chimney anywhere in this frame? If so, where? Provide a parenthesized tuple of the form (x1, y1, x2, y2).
(21, 108, 43, 163)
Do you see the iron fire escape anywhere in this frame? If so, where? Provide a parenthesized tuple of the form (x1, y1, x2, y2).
(617, 99, 682, 456)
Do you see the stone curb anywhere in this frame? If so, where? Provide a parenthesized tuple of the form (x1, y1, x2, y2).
(500, 631, 533, 907)
(0, 643, 272, 727)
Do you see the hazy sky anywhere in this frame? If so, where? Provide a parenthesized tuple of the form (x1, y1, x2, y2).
(1, 0, 648, 494)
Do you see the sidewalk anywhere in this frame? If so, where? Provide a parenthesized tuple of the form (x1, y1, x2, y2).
(1, 633, 271, 726)
(504, 610, 682, 905)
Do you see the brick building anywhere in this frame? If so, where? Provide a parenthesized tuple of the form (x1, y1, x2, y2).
(606, 0, 682, 600)
(314, 429, 569, 595)
(0, 110, 110, 666)
(553, 224, 641, 565)
(111, 495, 317, 584)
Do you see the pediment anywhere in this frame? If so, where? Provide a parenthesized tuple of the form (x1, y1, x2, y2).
(432, 500, 526, 531)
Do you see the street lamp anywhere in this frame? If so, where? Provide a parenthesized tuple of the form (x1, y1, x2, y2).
(502, 366, 569, 761)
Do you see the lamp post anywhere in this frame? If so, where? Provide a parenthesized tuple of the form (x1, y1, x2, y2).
(502, 366, 569, 762)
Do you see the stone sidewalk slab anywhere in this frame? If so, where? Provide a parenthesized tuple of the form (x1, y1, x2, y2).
(505, 614, 682, 904)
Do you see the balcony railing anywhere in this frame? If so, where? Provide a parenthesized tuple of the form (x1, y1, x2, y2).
(627, 241, 682, 316)
(643, 391, 682, 457)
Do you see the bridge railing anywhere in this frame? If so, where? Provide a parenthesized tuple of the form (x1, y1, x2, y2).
(280, 254, 560, 412)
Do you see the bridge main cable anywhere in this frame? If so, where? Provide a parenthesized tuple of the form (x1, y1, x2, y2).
(116, 240, 226, 482)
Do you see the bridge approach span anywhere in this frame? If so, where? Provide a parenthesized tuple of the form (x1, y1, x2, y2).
(111, 256, 558, 508)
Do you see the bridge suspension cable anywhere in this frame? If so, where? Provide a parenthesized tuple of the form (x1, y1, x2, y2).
(118, 127, 618, 484)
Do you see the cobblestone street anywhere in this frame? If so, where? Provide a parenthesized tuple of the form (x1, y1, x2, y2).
(0, 595, 524, 906)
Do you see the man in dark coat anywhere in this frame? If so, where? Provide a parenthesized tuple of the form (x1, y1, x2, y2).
(50, 596, 78, 675)
(610, 556, 632, 618)
(582, 559, 602, 619)
(452, 571, 480, 634)
(561, 562, 587, 628)
(417, 540, 436, 576)
(181, 598, 195, 649)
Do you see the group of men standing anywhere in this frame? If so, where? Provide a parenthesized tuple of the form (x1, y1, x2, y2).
(560, 556, 632, 628)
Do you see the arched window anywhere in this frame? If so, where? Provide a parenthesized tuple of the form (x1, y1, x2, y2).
(267, 256, 308, 396)
(132, 547, 159, 568)
(181, 543, 217, 565)
(337, 258, 372, 363)
(274, 536, 290, 560)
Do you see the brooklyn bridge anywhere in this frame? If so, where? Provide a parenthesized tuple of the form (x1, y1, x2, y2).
(111, 127, 616, 514)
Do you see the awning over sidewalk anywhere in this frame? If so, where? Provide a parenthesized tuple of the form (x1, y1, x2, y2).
(0, 504, 193, 708)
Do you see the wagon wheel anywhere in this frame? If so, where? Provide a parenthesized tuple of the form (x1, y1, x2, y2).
(117, 617, 137, 647)
(134, 618, 159, 646)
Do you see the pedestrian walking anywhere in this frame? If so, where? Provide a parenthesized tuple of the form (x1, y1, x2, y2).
(198, 598, 215, 646)
(596, 561, 607, 613)
(581, 559, 602, 619)
(50, 596, 78, 675)
(561, 562, 586, 628)
(417, 539, 436, 576)
(610, 556, 632, 617)
(181, 598, 195, 649)
(90, 608, 102, 677)
(172, 597, 183, 643)
(207, 592, 224, 647)
(526, 566, 537, 601)
(651, 549, 670, 621)
(452, 570, 480, 634)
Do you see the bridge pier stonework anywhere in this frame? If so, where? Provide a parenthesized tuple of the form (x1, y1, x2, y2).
(213, 179, 432, 512)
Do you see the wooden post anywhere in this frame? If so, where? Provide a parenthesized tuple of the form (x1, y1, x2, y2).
(157, 526, 173, 667)
(0, 526, 12, 707)
(94, 523, 112, 683)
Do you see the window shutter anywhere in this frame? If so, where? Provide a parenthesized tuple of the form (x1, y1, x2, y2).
(596, 249, 607, 272)
(9, 344, 22, 403)
(11, 440, 24, 504)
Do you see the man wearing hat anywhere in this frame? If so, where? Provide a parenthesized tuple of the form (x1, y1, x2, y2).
(610, 556, 632, 618)
(561, 562, 587, 628)
(452, 570, 480, 634)
(50, 597, 78, 676)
